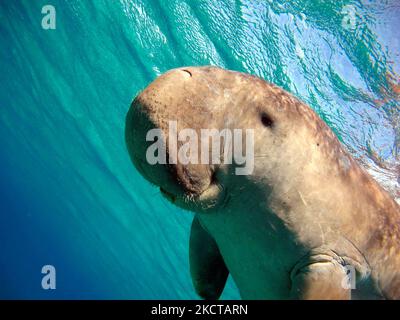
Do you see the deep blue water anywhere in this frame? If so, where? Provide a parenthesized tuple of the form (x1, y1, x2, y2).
(0, 0, 399, 299)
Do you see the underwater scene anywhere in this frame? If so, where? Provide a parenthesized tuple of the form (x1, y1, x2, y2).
(0, 0, 399, 299)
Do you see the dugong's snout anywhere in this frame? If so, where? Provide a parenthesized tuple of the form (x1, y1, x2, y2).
(125, 67, 227, 211)
(125, 89, 183, 202)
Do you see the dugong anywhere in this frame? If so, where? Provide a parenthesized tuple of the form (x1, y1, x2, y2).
(125, 66, 400, 299)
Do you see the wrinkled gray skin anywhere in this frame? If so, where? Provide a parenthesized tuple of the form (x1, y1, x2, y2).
(125, 66, 400, 300)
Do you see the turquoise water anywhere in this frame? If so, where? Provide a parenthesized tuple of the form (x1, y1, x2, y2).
(0, 0, 399, 299)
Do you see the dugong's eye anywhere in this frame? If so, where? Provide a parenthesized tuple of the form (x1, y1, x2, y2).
(260, 112, 274, 128)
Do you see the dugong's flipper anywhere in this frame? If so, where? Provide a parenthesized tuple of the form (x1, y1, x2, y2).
(189, 215, 229, 300)
(290, 247, 353, 300)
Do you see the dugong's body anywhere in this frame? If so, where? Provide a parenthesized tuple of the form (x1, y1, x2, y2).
(125, 66, 400, 299)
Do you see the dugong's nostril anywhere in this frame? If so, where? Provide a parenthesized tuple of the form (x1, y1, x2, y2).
(182, 69, 192, 77)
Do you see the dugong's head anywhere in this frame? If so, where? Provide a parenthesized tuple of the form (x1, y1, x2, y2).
(125, 66, 323, 213)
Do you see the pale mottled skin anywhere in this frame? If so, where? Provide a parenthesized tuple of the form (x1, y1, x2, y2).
(125, 66, 400, 299)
